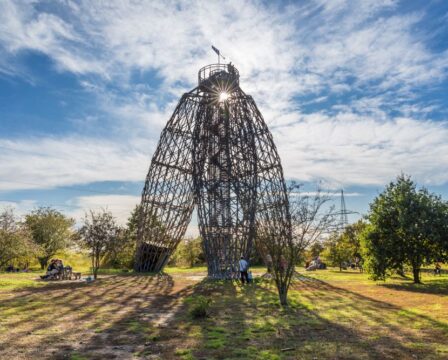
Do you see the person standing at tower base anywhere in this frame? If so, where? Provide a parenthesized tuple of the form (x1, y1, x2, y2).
(239, 256, 249, 284)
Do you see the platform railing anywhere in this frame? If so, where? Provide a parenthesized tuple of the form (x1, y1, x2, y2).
(198, 63, 239, 86)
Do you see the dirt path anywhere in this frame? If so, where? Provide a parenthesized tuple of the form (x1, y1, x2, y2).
(0, 271, 206, 360)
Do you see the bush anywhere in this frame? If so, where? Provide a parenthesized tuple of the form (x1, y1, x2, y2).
(189, 295, 211, 319)
(0, 208, 39, 270)
(170, 237, 205, 267)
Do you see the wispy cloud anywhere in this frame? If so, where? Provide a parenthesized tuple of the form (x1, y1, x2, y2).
(0, 200, 37, 219)
(0, 0, 447, 195)
(67, 195, 140, 226)
(0, 137, 151, 191)
(277, 114, 448, 186)
(291, 191, 363, 197)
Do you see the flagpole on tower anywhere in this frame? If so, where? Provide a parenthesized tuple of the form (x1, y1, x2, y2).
(212, 45, 225, 64)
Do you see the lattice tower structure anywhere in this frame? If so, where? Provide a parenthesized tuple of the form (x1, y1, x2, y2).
(135, 63, 291, 278)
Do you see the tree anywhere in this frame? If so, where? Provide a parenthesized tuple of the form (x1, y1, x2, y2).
(325, 233, 352, 271)
(439, 206, 448, 262)
(104, 205, 142, 269)
(78, 209, 118, 279)
(308, 241, 325, 260)
(0, 208, 38, 269)
(259, 183, 337, 306)
(171, 237, 204, 267)
(325, 220, 366, 271)
(361, 175, 448, 283)
(25, 207, 74, 269)
(100, 206, 139, 269)
(102, 227, 129, 268)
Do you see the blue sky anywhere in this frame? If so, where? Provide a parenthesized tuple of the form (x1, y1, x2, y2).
(1, 0, 448, 233)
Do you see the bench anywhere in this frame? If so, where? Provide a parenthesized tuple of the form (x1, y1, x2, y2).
(57, 267, 81, 280)
(60, 267, 72, 280)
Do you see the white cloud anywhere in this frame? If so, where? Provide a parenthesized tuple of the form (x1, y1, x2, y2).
(0, 0, 447, 193)
(0, 137, 152, 191)
(0, 1, 106, 76)
(0, 200, 37, 220)
(67, 195, 140, 226)
(2, 1, 446, 100)
(277, 114, 448, 186)
(292, 191, 362, 197)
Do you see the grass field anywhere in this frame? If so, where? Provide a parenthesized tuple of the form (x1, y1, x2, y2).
(0, 267, 447, 360)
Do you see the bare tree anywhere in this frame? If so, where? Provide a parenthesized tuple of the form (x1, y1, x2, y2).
(0, 207, 17, 231)
(289, 183, 337, 262)
(78, 209, 118, 279)
(259, 182, 336, 306)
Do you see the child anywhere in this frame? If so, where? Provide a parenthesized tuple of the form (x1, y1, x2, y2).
(247, 271, 253, 283)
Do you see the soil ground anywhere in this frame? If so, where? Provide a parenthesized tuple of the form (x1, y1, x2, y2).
(0, 268, 447, 360)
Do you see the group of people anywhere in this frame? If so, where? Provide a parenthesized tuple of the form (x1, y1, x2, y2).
(305, 256, 326, 271)
(40, 259, 64, 280)
(5, 264, 26, 273)
(5, 264, 29, 273)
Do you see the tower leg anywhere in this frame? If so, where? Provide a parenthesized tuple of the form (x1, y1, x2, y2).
(135, 95, 198, 272)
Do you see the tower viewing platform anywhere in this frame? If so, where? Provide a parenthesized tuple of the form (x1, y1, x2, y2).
(198, 63, 240, 93)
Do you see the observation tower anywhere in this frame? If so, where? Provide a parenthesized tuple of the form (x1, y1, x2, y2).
(135, 62, 290, 279)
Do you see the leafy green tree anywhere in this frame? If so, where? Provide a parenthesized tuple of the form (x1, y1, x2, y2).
(361, 175, 448, 283)
(78, 209, 118, 279)
(308, 242, 325, 259)
(0, 208, 38, 269)
(101, 227, 127, 268)
(25, 207, 74, 269)
(324, 220, 366, 271)
(102, 205, 141, 269)
(439, 207, 448, 262)
(171, 237, 204, 267)
(325, 236, 352, 271)
(126, 204, 139, 246)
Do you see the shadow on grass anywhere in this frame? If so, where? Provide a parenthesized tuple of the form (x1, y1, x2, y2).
(292, 275, 448, 359)
(379, 278, 448, 295)
(1, 271, 447, 359)
(0, 273, 178, 359)
(159, 275, 448, 359)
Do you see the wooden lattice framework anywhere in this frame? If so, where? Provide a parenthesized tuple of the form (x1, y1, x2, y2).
(134, 63, 291, 278)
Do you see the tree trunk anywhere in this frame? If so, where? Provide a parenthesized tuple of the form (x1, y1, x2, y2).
(39, 257, 48, 270)
(94, 253, 100, 280)
(278, 283, 289, 306)
(397, 266, 406, 278)
(412, 266, 420, 284)
(91, 255, 96, 279)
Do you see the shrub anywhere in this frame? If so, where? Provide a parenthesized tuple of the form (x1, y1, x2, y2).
(189, 295, 211, 319)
